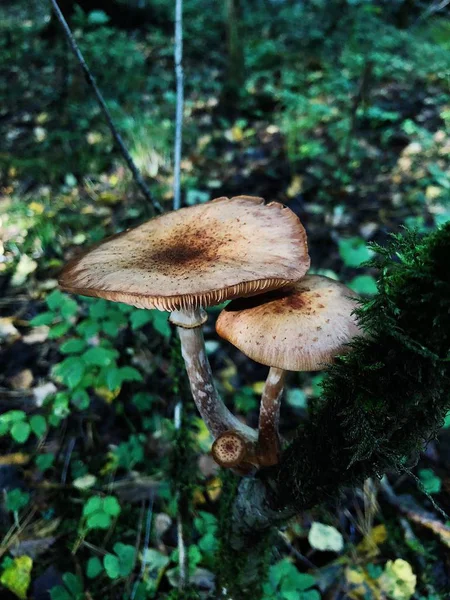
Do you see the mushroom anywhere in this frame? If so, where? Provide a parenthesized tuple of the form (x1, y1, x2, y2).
(211, 430, 249, 468)
(59, 195, 310, 445)
(216, 275, 362, 466)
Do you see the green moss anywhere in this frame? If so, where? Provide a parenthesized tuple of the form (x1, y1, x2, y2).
(275, 223, 450, 510)
(216, 471, 272, 599)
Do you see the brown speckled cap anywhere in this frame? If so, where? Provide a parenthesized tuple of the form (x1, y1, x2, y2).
(216, 275, 361, 371)
(58, 196, 310, 311)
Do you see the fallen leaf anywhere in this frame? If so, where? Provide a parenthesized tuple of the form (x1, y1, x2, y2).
(0, 555, 33, 599)
(308, 522, 344, 552)
(357, 524, 387, 557)
(379, 559, 416, 600)
(0, 453, 30, 466)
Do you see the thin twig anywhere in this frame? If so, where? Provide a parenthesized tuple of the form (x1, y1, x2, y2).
(48, 0, 163, 214)
(173, 0, 184, 210)
(174, 401, 188, 590)
(130, 494, 154, 600)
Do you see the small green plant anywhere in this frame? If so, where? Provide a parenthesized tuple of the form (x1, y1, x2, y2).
(103, 542, 136, 579)
(50, 573, 84, 600)
(0, 410, 47, 443)
(418, 469, 442, 495)
(81, 495, 121, 531)
(5, 488, 30, 513)
(262, 559, 320, 600)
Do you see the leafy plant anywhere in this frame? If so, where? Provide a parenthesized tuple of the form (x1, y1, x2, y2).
(81, 495, 121, 531)
(50, 573, 84, 600)
(263, 559, 320, 600)
(103, 543, 136, 579)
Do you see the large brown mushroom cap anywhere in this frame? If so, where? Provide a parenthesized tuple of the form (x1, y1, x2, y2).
(216, 275, 361, 371)
(59, 196, 310, 311)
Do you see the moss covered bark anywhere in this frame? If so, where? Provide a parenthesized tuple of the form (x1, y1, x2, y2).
(217, 223, 450, 597)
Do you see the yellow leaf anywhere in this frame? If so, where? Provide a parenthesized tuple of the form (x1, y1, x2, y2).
(192, 489, 206, 505)
(29, 201, 45, 214)
(357, 524, 387, 557)
(98, 191, 120, 205)
(251, 381, 265, 395)
(231, 126, 244, 142)
(287, 175, 304, 198)
(36, 112, 48, 124)
(219, 364, 237, 393)
(379, 559, 416, 600)
(206, 477, 222, 502)
(0, 555, 33, 600)
(0, 453, 29, 466)
(345, 567, 381, 600)
(95, 386, 120, 403)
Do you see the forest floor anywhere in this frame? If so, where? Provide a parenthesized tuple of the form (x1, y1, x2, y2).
(1, 1, 450, 599)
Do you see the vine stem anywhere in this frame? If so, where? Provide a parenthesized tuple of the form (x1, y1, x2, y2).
(49, 0, 163, 214)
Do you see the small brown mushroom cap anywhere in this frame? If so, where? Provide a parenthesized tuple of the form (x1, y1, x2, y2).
(59, 196, 310, 311)
(216, 275, 361, 371)
(211, 430, 248, 467)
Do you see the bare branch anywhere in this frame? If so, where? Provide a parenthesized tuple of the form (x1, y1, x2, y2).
(49, 0, 163, 214)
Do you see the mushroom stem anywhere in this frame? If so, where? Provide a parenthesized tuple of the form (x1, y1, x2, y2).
(171, 308, 257, 442)
(257, 367, 286, 467)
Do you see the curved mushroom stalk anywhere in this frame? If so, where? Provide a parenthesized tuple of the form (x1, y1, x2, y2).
(256, 367, 286, 467)
(170, 308, 257, 443)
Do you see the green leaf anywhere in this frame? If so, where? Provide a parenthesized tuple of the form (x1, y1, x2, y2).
(6, 489, 30, 512)
(104, 554, 120, 579)
(349, 274, 378, 295)
(102, 320, 119, 337)
(50, 586, 72, 600)
(0, 555, 33, 600)
(11, 421, 31, 443)
(86, 557, 103, 579)
(338, 237, 373, 268)
(30, 415, 47, 438)
(114, 542, 135, 576)
(87, 512, 111, 530)
(132, 392, 154, 412)
(88, 10, 110, 25)
(46, 290, 65, 311)
(0, 410, 26, 424)
(118, 366, 143, 382)
(83, 496, 102, 516)
(71, 389, 90, 411)
(48, 321, 72, 339)
(76, 319, 100, 338)
(89, 300, 109, 320)
(141, 549, 170, 572)
(151, 311, 171, 338)
(286, 388, 307, 408)
(130, 310, 153, 330)
(36, 453, 55, 472)
(106, 368, 122, 391)
(82, 347, 116, 367)
(62, 573, 83, 595)
(60, 338, 86, 354)
(59, 297, 79, 319)
(53, 357, 85, 388)
(419, 468, 442, 495)
(103, 496, 121, 517)
(29, 312, 55, 326)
